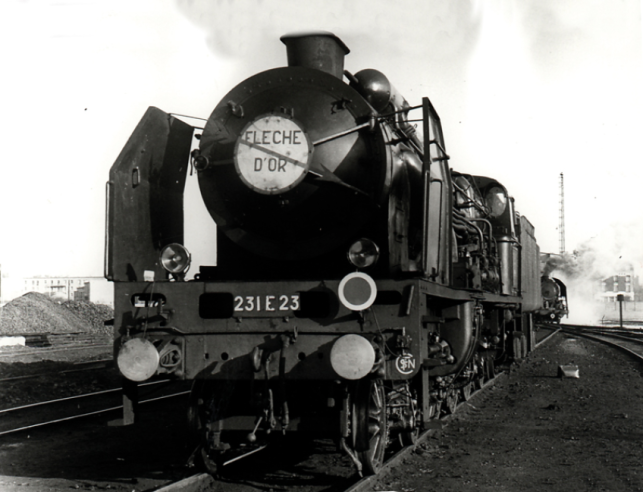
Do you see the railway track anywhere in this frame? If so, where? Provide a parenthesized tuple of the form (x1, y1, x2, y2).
(560, 323, 643, 361)
(0, 358, 113, 383)
(0, 332, 112, 348)
(600, 319, 643, 327)
(535, 324, 561, 347)
(0, 332, 111, 360)
(0, 378, 191, 437)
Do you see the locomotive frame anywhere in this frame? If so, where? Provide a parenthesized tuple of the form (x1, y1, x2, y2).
(106, 32, 543, 475)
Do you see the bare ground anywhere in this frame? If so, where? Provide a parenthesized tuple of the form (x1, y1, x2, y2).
(371, 332, 643, 492)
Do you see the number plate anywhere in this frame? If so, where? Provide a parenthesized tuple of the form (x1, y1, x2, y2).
(233, 294, 300, 314)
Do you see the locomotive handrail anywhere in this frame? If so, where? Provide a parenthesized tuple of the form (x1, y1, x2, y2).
(312, 121, 372, 146)
(169, 112, 208, 122)
(422, 98, 432, 174)
(377, 103, 423, 119)
(104, 181, 112, 280)
(428, 139, 450, 161)
(422, 174, 444, 279)
(169, 112, 206, 130)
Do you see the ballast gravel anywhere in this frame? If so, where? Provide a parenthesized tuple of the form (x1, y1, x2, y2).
(371, 332, 643, 492)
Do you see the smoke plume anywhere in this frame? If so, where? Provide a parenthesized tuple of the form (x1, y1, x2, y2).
(545, 217, 643, 324)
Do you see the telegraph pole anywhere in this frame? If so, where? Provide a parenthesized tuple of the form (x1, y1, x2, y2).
(559, 173, 565, 254)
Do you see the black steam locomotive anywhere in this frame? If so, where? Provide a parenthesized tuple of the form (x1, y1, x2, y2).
(106, 32, 544, 475)
(538, 276, 569, 323)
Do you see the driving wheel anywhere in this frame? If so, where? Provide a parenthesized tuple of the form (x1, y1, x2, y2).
(352, 379, 388, 475)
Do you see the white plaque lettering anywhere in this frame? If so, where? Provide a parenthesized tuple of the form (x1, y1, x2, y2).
(234, 114, 312, 194)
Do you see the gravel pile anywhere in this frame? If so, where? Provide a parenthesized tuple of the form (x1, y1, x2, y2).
(60, 299, 114, 333)
(0, 292, 113, 335)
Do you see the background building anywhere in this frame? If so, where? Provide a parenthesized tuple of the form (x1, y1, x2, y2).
(599, 272, 641, 303)
(1, 276, 113, 307)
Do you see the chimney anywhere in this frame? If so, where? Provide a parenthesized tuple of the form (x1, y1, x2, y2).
(280, 31, 350, 79)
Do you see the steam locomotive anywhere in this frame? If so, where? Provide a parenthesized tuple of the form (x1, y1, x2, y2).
(538, 276, 569, 323)
(106, 32, 544, 475)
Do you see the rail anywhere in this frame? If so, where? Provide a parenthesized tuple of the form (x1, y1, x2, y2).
(0, 379, 189, 437)
(0, 358, 113, 383)
(560, 323, 643, 363)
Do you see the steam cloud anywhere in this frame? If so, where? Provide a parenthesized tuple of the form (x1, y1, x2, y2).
(544, 217, 643, 324)
(174, 0, 481, 62)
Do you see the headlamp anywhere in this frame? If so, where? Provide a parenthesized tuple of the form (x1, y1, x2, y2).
(484, 186, 507, 218)
(347, 238, 380, 268)
(117, 338, 159, 382)
(330, 334, 376, 380)
(160, 243, 191, 274)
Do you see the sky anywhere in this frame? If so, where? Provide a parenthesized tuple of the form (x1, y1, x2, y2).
(0, 0, 642, 288)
